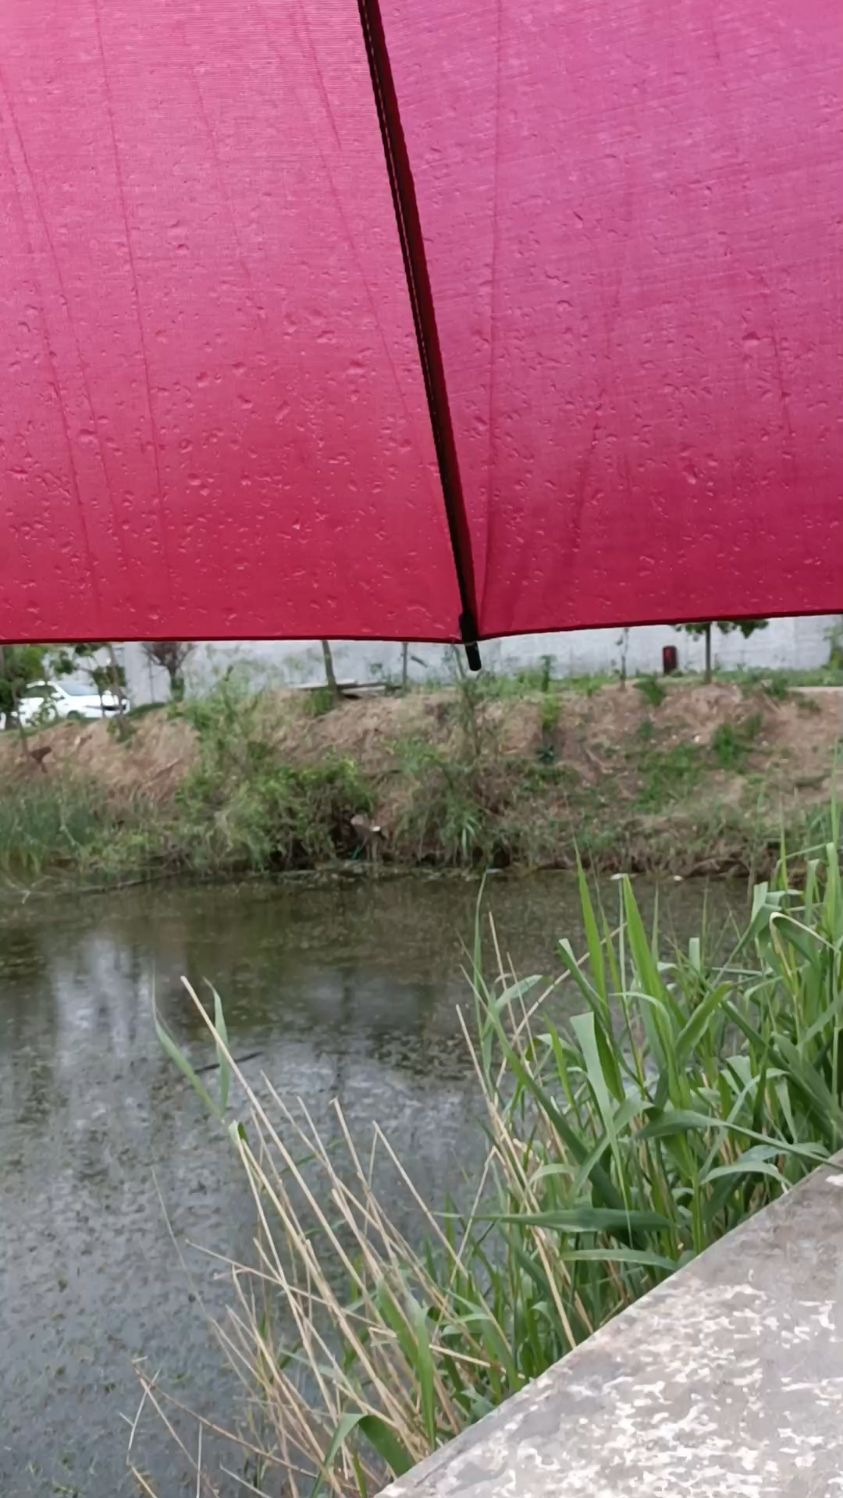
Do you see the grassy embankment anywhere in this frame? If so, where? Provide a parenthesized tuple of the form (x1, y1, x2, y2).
(0, 664, 840, 886)
(135, 826, 843, 1494)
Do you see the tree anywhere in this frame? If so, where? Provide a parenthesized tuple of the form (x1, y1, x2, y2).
(105, 644, 127, 709)
(50, 642, 105, 694)
(617, 627, 630, 684)
(0, 643, 66, 769)
(52, 641, 126, 717)
(0, 644, 49, 730)
(141, 640, 195, 701)
(86, 661, 128, 715)
(0, 642, 109, 726)
(321, 640, 340, 702)
(676, 619, 768, 683)
(89, 664, 108, 716)
(0, 641, 128, 734)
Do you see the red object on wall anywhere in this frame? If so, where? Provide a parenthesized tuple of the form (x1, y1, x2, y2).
(1, 0, 841, 645)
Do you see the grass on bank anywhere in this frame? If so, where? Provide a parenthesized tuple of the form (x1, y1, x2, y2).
(0, 668, 838, 885)
(0, 778, 117, 878)
(0, 679, 375, 882)
(134, 817, 843, 1496)
(0, 747, 831, 887)
(473, 660, 843, 699)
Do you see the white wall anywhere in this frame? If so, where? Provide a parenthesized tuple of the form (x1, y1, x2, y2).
(122, 616, 841, 705)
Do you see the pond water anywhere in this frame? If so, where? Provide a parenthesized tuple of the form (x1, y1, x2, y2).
(0, 873, 747, 1497)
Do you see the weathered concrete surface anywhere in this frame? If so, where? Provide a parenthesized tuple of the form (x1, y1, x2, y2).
(384, 1166, 843, 1497)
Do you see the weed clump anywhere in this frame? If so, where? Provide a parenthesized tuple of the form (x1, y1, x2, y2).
(635, 675, 666, 708)
(0, 779, 115, 876)
(171, 679, 373, 871)
(711, 713, 761, 771)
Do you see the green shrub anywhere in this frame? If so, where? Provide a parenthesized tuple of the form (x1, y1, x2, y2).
(303, 684, 339, 718)
(711, 713, 761, 770)
(478, 666, 552, 699)
(536, 694, 561, 764)
(636, 742, 703, 809)
(168, 677, 374, 871)
(0, 779, 113, 876)
(635, 675, 666, 708)
(173, 754, 373, 873)
(394, 738, 493, 866)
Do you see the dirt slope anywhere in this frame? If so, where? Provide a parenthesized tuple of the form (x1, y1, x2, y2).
(1, 682, 839, 874)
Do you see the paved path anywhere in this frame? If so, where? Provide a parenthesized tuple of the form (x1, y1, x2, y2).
(385, 1163, 843, 1497)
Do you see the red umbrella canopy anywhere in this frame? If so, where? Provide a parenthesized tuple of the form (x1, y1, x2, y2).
(1, 0, 840, 646)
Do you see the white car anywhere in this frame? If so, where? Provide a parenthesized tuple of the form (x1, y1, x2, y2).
(17, 679, 122, 726)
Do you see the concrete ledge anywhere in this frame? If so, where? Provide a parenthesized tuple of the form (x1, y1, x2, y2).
(384, 1164, 843, 1497)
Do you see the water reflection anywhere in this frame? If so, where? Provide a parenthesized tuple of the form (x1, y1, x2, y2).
(0, 873, 744, 1496)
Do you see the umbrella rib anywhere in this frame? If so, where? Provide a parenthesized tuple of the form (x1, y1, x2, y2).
(354, 0, 482, 666)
